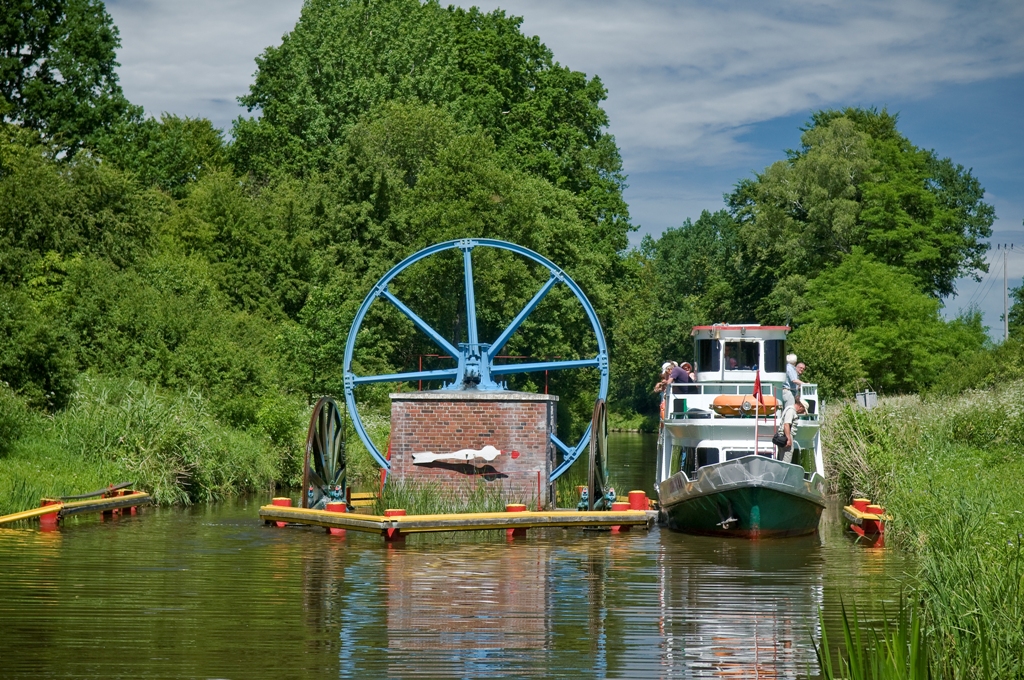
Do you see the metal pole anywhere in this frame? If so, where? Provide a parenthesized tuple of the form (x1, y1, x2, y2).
(1005, 248, 1009, 342)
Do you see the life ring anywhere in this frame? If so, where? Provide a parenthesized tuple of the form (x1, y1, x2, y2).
(711, 394, 778, 417)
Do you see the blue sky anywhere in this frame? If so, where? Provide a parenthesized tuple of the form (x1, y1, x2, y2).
(105, 0, 1024, 337)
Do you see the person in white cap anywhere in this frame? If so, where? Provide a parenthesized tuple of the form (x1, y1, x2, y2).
(782, 353, 804, 410)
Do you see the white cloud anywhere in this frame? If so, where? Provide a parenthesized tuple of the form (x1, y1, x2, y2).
(106, 0, 304, 132)
(460, 0, 1024, 171)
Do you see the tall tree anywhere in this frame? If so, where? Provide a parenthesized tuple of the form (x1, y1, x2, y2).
(727, 108, 993, 316)
(1, 0, 139, 153)
(231, 0, 630, 255)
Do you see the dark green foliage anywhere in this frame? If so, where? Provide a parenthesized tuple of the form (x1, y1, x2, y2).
(96, 114, 228, 198)
(232, 0, 629, 252)
(0, 0, 140, 152)
(727, 108, 993, 305)
(0, 381, 32, 454)
(798, 252, 986, 393)
(0, 124, 161, 285)
(787, 324, 865, 399)
(0, 283, 76, 409)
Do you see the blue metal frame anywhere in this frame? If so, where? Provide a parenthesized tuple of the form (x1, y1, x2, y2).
(343, 239, 609, 479)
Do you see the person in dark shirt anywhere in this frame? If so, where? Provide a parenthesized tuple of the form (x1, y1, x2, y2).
(669, 364, 691, 384)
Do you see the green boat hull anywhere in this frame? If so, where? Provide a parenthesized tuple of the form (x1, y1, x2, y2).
(664, 485, 823, 538)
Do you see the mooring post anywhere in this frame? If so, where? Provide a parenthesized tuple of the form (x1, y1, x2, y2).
(611, 501, 631, 533)
(505, 503, 528, 540)
(325, 501, 346, 537)
(39, 500, 61, 531)
(271, 497, 292, 527)
(384, 508, 406, 542)
(628, 490, 648, 511)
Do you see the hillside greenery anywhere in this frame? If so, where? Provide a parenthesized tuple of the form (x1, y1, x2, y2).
(0, 0, 1005, 509)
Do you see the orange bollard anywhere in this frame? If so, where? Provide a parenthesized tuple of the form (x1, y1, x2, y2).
(271, 497, 292, 528)
(325, 501, 346, 536)
(611, 501, 631, 533)
(39, 500, 61, 531)
(506, 503, 528, 539)
(628, 490, 647, 511)
(384, 508, 406, 542)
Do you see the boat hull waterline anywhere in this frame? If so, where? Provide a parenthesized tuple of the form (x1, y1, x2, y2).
(659, 455, 827, 538)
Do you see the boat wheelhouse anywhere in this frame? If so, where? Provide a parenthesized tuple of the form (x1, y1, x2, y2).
(655, 324, 827, 538)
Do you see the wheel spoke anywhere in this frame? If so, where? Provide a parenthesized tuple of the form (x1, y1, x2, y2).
(487, 274, 559, 361)
(351, 367, 459, 385)
(462, 246, 479, 348)
(490, 357, 601, 376)
(380, 289, 460, 358)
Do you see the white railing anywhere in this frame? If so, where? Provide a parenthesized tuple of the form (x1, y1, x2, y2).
(665, 382, 820, 421)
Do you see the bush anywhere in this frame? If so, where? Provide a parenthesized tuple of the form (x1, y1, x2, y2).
(0, 382, 31, 454)
(0, 284, 77, 409)
(788, 324, 866, 399)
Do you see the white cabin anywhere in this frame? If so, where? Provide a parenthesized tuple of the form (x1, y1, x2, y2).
(656, 324, 824, 487)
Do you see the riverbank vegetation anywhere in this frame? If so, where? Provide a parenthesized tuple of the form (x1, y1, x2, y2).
(824, 381, 1024, 677)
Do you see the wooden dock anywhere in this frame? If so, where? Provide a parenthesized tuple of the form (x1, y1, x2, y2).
(259, 503, 654, 539)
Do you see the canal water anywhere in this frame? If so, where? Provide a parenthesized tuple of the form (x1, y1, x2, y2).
(0, 434, 910, 678)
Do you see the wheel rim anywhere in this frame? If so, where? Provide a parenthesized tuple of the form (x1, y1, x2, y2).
(588, 398, 608, 510)
(302, 397, 346, 509)
(342, 238, 609, 482)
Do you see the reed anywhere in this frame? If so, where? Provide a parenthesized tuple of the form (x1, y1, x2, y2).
(816, 596, 932, 680)
(0, 375, 287, 514)
(373, 477, 529, 516)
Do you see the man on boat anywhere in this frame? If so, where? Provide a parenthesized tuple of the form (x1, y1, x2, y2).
(775, 399, 806, 464)
(782, 354, 805, 410)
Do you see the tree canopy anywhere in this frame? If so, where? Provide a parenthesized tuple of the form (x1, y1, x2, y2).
(231, 0, 630, 256)
(1, 0, 139, 153)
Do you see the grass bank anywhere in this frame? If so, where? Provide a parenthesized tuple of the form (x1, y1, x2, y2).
(822, 382, 1024, 677)
(0, 375, 305, 515)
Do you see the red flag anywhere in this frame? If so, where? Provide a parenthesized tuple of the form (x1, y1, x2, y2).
(753, 371, 763, 404)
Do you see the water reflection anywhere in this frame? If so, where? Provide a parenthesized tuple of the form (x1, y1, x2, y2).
(0, 436, 911, 678)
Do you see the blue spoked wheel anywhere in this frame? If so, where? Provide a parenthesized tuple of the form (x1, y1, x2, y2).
(343, 238, 609, 482)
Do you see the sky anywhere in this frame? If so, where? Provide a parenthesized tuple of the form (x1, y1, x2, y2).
(105, 0, 1024, 337)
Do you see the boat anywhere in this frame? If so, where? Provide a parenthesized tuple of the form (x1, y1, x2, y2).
(654, 324, 827, 538)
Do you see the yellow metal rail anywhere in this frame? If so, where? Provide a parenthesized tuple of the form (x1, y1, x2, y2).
(0, 492, 152, 526)
(259, 504, 652, 534)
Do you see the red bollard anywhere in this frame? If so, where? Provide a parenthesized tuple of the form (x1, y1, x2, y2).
(852, 498, 870, 513)
(325, 501, 346, 537)
(119, 489, 137, 515)
(384, 508, 406, 542)
(271, 497, 292, 528)
(506, 503, 528, 540)
(611, 501, 631, 533)
(628, 490, 648, 511)
(39, 500, 60, 531)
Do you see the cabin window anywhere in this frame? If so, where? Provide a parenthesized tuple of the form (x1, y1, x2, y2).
(763, 339, 785, 373)
(725, 449, 754, 460)
(723, 341, 758, 371)
(697, 339, 720, 372)
(696, 447, 719, 467)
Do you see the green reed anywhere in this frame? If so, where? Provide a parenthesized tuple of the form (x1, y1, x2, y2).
(373, 477, 529, 516)
(0, 374, 286, 514)
(816, 596, 932, 680)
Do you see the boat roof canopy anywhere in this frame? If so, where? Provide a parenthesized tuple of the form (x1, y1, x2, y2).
(690, 324, 790, 338)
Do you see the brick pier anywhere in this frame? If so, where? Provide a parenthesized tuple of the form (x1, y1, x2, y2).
(389, 390, 559, 508)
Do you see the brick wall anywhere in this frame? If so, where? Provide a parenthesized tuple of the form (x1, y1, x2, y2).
(389, 391, 559, 508)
